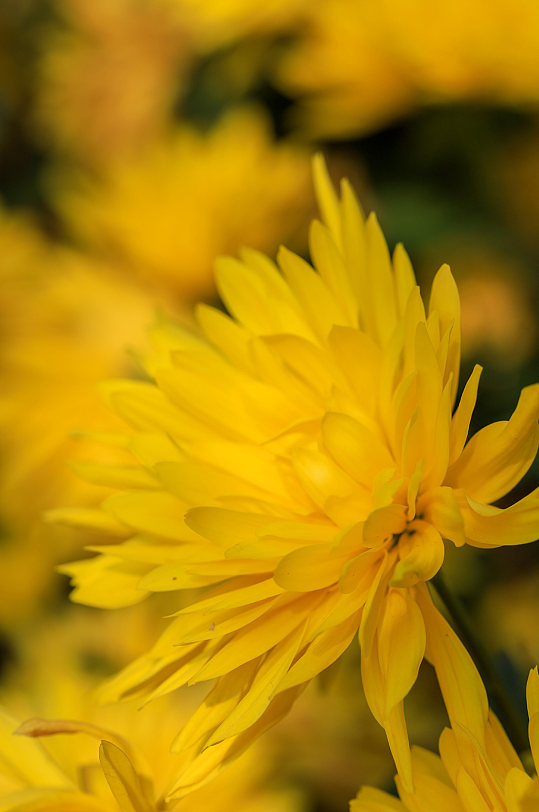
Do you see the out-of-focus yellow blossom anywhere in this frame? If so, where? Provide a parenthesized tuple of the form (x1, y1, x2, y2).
(50, 108, 312, 302)
(0, 711, 305, 812)
(0, 627, 305, 812)
(352, 665, 539, 812)
(278, 0, 539, 138)
(33, 0, 192, 164)
(0, 206, 166, 622)
(167, 0, 309, 52)
(56, 158, 539, 793)
(456, 254, 538, 366)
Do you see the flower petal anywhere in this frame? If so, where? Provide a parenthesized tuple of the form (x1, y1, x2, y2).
(391, 521, 445, 587)
(417, 584, 488, 745)
(447, 384, 539, 504)
(457, 488, 539, 547)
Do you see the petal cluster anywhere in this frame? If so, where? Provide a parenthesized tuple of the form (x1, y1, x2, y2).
(57, 157, 539, 790)
(352, 665, 539, 812)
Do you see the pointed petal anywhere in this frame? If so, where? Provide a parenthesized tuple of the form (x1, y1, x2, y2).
(428, 264, 460, 404)
(457, 488, 539, 547)
(417, 585, 488, 745)
(448, 365, 482, 466)
(447, 384, 539, 504)
(207, 624, 306, 742)
(99, 741, 153, 812)
(377, 589, 426, 713)
(350, 786, 405, 811)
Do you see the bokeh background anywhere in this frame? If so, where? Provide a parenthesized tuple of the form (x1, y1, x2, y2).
(0, 1, 538, 809)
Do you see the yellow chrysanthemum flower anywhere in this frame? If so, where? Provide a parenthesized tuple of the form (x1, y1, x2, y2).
(50, 108, 312, 301)
(168, 0, 309, 52)
(0, 204, 162, 623)
(57, 157, 539, 793)
(0, 610, 305, 812)
(278, 0, 539, 137)
(33, 0, 192, 164)
(0, 710, 303, 812)
(352, 665, 539, 812)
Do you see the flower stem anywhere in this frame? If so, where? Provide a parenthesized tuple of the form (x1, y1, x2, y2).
(430, 571, 528, 755)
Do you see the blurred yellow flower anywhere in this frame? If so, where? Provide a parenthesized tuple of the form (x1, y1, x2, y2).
(456, 252, 538, 366)
(56, 157, 539, 793)
(50, 108, 312, 301)
(33, 0, 192, 164)
(0, 205, 165, 623)
(0, 626, 305, 812)
(351, 665, 539, 812)
(170, 0, 308, 52)
(0, 708, 304, 812)
(278, 0, 539, 137)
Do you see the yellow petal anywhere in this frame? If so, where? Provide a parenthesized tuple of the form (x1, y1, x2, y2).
(377, 588, 426, 712)
(104, 491, 191, 541)
(174, 577, 282, 615)
(365, 212, 398, 346)
(527, 667, 539, 775)
(350, 786, 404, 811)
(310, 219, 358, 326)
(428, 264, 460, 405)
(358, 553, 390, 656)
(447, 384, 539, 504)
(340, 179, 367, 304)
(504, 767, 537, 811)
(104, 380, 185, 437)
(312, 152, 343, 247)
(185, 507, 272, 548)
(393, 243, 417, 318)
(196, 303, 253, 372)
(458, 488, 539, 547)
(190, 595, 319, 682)
(274, 542, 348, 591)
(168, 685, 306, 796)
(278, 611, 361, 690)
(172, 660, 260, 752)
(278, 245, 346, 341)
(69, 461, 157, 490)
(385, 702, 413, 793)
(417, 487, 465, 547)
(215, 253, 310, 339)
(0, 789, 110, 811)
(339, 548, 383, 595)
(527, 666, 539, 718)
(417, 584, 488, 745)
(44, 507, 128, 537)
(207, 624, 306, 742)
(391, 521, 445, 587)
(322, 412, 394, 487)
(363, 505, 407, 547)
(448, 364, 482, 466)
(328, 326, 381, 421)
(0, 709, 70, 789)
(454, 766, 491, 812)
(57, 556, 150, 609)
(99, 741, 154, 812)
(139, 558, 272, 592)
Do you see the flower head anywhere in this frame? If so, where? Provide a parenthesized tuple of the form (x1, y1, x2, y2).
(50, 108, 312, 301)
(57, 156, 539, 792)
(352, 665, 539, 812)
(278, 0, 539, 138)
